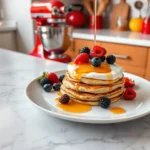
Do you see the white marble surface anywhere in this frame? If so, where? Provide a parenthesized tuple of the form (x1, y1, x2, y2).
(73, 29, 150, 47)
(1, 49, 150, 150)
(0, 20, 17, 31)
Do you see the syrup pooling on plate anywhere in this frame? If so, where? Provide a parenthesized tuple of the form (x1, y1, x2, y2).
(55, 98, 92, 113)
(70, 62, 112, 80)
(110, 107, 126, 114)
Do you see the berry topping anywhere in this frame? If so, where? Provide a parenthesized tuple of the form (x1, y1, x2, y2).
(99, 97, 111, 108)
(46, 72, 60, 84)
(80, 47, 90, 55)
(90, 46, 106, 58)
(124, 77, 135, 88)
(106, 55, 116, 64)
(59, 94, 70, 104)
(40, 78, 51, 86)
(91, 57, 102, 67)
(100, 56, 106, 62)
(123, 88, 136, 100)
(59, 75, 65, 83)
(74, 53, 90, 65)
(37, 72, 47, 83)
(53, 83, 61, 91)
(43, 84, 52, 92)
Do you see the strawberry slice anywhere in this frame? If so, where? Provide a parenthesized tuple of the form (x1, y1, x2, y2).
(90, 46, 106, 58)
(46, 72, 60, 84)
(74, 53, 89, 65)
(123, 88, 136, 100)
(124, 77, 135, 88)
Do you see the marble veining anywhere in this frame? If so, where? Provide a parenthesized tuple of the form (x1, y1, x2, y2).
(0, 49, 150, 150)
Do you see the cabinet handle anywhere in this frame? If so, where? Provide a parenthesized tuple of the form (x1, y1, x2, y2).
(112, 54, 129, 59)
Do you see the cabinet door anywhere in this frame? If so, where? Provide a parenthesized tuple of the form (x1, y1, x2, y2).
(65, 39, 101, 59)
(145, 48, 150, 80)
(101, 42, 148, 68)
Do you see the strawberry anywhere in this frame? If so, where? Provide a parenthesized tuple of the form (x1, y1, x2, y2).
(90, 46, 106, 58)
(124, 77, 135, 88)
(74, 53, 89, 65)
(46, 72, 60, 84)
(123, 88, 136, 100)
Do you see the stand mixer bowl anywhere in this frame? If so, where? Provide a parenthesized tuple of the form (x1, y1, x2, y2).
(38, 25, 72, 58)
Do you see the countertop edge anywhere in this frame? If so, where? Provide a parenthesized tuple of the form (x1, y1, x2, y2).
(72, 31, 150, 47)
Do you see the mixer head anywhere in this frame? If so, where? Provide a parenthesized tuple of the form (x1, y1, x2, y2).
(31, 0, 66, 23)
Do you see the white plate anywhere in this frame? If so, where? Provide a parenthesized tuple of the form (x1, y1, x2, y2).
(26, 70, 150, 124)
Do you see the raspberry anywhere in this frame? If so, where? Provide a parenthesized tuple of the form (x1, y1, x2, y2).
(46, 72, 60, 84)
(123, 88, 136, 100)
(74, 53, 89, 65)
(59, 94, 70, 104)
(90, 46, 106, 58)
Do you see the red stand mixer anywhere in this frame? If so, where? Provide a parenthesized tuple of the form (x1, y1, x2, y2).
(29, 0, 72, 63)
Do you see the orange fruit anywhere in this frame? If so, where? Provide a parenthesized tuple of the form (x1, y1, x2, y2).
(129, 18, 144, 32)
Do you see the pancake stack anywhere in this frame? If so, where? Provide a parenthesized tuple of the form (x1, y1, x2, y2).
(60, 63, 124, 106)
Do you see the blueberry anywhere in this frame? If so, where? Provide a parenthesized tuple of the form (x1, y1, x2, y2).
(80, 47, 90, 55)
(59, 94, 70, 104)
(53, 83, 61, 91)
(59, 75, 65, 83)
(40, 78, 51, 86)
(43, 84, 52, 92)
(100, 56, 105, 62)
(99, 97, 111, 109)
(106, 55, 116, 64)
(91, 57, 101, 67)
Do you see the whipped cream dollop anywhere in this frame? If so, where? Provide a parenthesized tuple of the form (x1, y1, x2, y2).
(67, 63, 124, 80)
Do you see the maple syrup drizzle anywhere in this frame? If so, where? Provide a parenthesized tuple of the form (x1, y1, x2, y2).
(110, 107, 126, 114)
(94, 0, 97, 45)
(55, 98, 91, 113)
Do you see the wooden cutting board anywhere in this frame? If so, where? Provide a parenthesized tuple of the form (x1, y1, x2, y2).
(110, 0, 130, 29)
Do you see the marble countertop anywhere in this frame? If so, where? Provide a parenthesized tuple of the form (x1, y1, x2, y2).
(73, 29, 150, 47)
(0, 20, 17, 32)
(1, 49, 150, 150)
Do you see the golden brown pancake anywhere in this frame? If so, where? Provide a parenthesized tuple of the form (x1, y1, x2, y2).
(63, 76, 124, 94)
(60, 85, 124, 101)
(60, 88, 122, 106)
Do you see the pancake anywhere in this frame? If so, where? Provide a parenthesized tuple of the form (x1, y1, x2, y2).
(60, 88, 122, 106)
(66, 72, 122, 85)
(71, 95, 122, 106)
(63, 76, 124, 94)
(60, 85, 124, 101)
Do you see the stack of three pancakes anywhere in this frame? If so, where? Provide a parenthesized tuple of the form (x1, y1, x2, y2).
(60, 62, 124, 106)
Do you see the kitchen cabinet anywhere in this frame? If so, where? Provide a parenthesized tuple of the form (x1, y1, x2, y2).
(0, 31, 17, 51)
(65, 38, 150, 79)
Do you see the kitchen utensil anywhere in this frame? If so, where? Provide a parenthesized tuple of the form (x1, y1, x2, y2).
(141, 18, 150, 34)
(134, 1, 143, 18)
(26, 71, 150, 124)
(29, 0, 72, 63)
(66, 4, 86, 27)
(89, 15, 102, 29)
(111, 0, 130, 29)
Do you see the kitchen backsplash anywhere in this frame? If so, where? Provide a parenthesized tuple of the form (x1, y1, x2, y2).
(62, 0, 149, 28)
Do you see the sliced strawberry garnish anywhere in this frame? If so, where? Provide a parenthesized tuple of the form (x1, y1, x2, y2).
(46, 72, 60, 84)
(124, 77, 135, 88)
(123, 87, 136, 100)
(74, 53, 89, 65)
(90, 46, 106, 58)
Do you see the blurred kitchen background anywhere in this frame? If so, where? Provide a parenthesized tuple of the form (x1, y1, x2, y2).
(0, 0, 149, 53)
(0, 0, 150, 80)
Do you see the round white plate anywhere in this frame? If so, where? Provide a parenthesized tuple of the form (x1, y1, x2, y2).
(26, 70, 150, 124)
